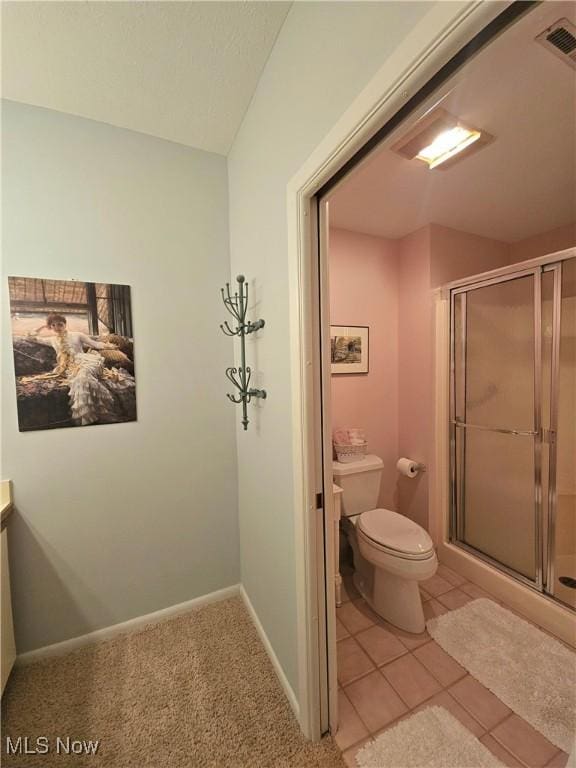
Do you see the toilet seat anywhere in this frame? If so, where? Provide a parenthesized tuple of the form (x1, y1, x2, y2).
(356, 508, 434, 561)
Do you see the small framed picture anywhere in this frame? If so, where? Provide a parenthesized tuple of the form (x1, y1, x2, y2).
(330, 325, 369, 374)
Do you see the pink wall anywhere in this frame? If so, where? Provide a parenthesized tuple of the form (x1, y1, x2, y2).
(329, 228, 400, 509)
(430, 224, 512, 287)
(511, 223, 576, 262)
(398, 227, 433, 529)
(329, 221, 574, 533)
(398, 225, 516, 528)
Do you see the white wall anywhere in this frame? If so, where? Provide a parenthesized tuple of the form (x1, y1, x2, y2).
(1, 101, 239, 653)
(228, 1, 430, 696)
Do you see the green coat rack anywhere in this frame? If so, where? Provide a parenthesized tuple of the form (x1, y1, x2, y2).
(220, 275, 266, 430)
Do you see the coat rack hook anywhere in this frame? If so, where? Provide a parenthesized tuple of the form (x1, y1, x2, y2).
(220, 275, 267, 430)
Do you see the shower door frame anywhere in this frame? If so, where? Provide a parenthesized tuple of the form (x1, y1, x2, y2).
(447, 255, 570, 603)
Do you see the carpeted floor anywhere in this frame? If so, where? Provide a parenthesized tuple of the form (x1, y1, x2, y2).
(1, 596, 345, 768)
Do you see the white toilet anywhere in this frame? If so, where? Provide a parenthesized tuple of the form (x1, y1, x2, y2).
(333, 454, 437, 633)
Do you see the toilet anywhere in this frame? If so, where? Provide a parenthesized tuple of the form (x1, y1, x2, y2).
(333, 454, 437, 633)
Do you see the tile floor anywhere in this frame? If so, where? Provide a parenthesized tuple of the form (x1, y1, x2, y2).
(335, 563, 571, 768)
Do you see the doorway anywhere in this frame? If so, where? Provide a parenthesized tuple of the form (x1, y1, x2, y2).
(304, 0, 575, 749)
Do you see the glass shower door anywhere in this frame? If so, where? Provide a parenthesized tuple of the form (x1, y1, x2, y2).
(548, 258, 576, 608)
(451, 271, 542, 585)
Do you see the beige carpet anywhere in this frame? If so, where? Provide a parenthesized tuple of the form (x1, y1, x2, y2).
(427, 598, 576, 753)
(1, 596, 345, 768)
(356, 706, 505, 768)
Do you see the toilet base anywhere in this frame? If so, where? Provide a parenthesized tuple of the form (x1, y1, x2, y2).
(372, 568, 426, 633)
(345, 518, 430, 634)
(352, 563, 426, 633)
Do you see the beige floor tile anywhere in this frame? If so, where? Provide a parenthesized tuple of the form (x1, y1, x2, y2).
(460, 582, 494, 600)
(335, 689, 369, 752)
(437, 563, 468, 586)
(449, 675, 511, 730)
(413, 640, 467, 687)
(352, 597, 390, 626)
(345, 671, 408, 733)
(545, 751, 569, 767)
(491, 714, 559, 767)
(420, 573, 454, 596)
(412, 689, 485, 738)
(337, 600, 375, 635)
(381, 620, 431, 650)
(423, 598, 451, 620)
(480, 733, 526, 767)
(337, 637, 375, 686)
(436, 588, 474, 611)
(342, 736, 372, 767)
(355, 624, 408, 667)
(381, 653, 442, 709)
(336, 617, 350, 641)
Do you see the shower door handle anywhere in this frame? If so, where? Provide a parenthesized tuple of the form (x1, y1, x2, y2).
(452, 420, 539, 437)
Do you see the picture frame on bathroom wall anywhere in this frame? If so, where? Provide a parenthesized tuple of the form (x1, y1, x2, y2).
(330, 325, 369, 375)
(8, 276, 137, 432)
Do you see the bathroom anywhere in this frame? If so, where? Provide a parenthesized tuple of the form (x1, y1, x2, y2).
(323, 1, 576, 762)
(1, 2, 575, 767)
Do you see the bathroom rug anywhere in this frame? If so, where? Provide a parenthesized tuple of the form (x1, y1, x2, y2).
(355, 706, 504, 767)
(427, 598, 576, 752)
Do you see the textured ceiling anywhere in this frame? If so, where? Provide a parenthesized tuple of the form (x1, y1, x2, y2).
(1, 1, 292, 155)
(329, 2, 576, 243)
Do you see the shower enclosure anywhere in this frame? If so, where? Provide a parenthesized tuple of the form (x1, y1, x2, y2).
(449, 254, 575, 610)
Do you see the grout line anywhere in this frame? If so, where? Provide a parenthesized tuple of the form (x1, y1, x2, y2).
(441, 687, 488, 734)
(487, 722, 533, 768)
(377, 664, 443, 713)
(337, 574, 570, 765)
(415, 660, 467, 689)
(486, 707, 516, 731)
(363, 690, 487, 744)
(543, 749, 567, 768)
(373, 650, 410, 668)
(448, 689, 512, 735)
(480, 733, 530, 768)
(339, 664, 378, 689)
(339, 685, 375, 746)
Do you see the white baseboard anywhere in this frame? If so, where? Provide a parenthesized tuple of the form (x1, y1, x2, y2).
(17, 584, 240, 666)
(240, 585, 300, 720)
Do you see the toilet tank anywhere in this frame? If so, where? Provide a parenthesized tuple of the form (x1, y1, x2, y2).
(333, 455, 384, 517)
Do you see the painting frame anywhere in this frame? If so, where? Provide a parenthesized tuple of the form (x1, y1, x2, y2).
(8, 276, 137, 432)
(330, 325, 369, 375)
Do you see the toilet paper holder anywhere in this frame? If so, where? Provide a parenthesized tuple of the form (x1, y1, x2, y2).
(396, 458, 427, 477)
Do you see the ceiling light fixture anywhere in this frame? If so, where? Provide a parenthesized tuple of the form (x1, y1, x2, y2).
(416, 125, 481, 169)
(392, 108, 492, 170)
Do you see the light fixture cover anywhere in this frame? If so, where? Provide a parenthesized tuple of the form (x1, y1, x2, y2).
(416, 126, 482, 169)
(391, 108, 493, 170)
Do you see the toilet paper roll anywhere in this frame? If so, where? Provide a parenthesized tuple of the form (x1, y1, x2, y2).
(397, 458, 420, 478)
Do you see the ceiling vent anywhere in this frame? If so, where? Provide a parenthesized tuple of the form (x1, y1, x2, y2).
(536, 18, 576, 70)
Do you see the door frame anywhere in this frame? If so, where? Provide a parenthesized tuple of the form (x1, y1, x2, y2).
(285, 0, 534, 740)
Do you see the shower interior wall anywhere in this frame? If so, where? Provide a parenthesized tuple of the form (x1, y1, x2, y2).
(329, 222, 576, 532)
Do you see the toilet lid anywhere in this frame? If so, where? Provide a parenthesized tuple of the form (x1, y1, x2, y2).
(358, 509, 434, 556)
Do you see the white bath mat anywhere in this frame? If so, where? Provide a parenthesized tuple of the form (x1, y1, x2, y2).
(355, 706, 505, 767)
(427, 598, 576, 752)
